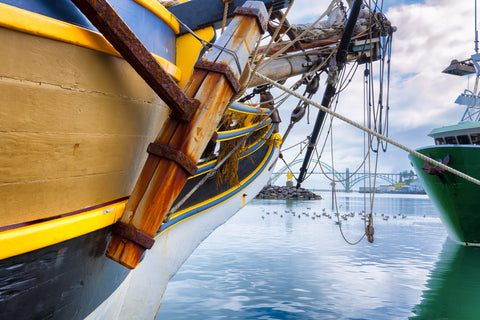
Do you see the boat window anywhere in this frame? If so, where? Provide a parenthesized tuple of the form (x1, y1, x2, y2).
(444, 136, 458, 144)
(434, 137, 445, 145)
(471, 133, 480, 145)
(457, 135, 471, 144)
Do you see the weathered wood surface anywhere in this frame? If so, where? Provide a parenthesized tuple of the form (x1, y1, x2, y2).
(106, 1, 267, 269)
(0, 27, 167, 227)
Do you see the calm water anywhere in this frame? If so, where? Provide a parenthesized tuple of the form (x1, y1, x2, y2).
(157, 193, 480, 319)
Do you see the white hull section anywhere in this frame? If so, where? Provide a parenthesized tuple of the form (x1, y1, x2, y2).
(86, 149, 278, 319)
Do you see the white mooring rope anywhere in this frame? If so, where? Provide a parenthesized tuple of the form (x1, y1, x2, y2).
(254, 71, 480, 186)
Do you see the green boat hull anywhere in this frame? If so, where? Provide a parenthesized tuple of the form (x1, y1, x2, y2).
(409, 145, 480, 244)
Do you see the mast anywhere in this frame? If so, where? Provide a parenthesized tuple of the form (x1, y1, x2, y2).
(473, 0, 480, 96)
(476, 0, 479, 54)
(296, 0, 363, 188)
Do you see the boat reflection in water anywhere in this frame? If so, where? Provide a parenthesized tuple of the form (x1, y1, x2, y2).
(411, 239, 480, 319)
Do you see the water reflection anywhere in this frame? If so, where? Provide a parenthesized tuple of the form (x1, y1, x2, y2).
(411, 239, 480, 319)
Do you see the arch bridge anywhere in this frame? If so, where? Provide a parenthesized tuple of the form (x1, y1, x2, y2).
(270, 159, 411, 192)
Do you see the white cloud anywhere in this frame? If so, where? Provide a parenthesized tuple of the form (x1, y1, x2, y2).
(269, 0, 478, 184)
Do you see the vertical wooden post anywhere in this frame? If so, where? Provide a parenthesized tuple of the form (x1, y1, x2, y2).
(106, 1, 267, 269)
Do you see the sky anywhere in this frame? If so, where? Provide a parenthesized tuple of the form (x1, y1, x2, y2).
(265, 0, 477, 188)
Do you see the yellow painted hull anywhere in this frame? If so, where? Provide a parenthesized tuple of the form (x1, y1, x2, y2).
(0, 25, 170, 227)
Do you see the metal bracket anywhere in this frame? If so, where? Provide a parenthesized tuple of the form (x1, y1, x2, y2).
(111, 222, 155, 250)
(194, 60, 241, 93)
(147, 142, 198, 176)
(233, 6, 267, 34)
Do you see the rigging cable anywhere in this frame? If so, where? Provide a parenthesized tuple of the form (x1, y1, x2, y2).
(254, 72, 480, 186)
(296, 0, 364, 188)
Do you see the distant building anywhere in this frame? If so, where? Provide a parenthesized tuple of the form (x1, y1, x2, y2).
(377, 185, 395, 193)
(409, 179, 425, 192)
(359, 179, 425, 194)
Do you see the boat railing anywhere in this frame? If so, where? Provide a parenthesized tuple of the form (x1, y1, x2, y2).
(456, 90, 480, 122)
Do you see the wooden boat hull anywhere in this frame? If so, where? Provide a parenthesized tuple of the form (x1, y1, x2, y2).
(0, 21, 170, 227)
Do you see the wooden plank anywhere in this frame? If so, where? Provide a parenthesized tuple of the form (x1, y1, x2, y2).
(0, 132, 153, 183)
(0, 27, 157, 102)
(0, 80, 168, 136)
(0, 172, 133, 227)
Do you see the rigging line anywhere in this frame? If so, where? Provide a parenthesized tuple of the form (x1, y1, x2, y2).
(172, 12, 245, 74)
(257, 0, 341, 71)
(370, 30, 392, 152)
(221, 0, 230, 34)
(368, 139, 382, 216)
(270, 140, 309, 182)
(321, 66, 374, 244)
(315, 65, 349, 161)
(334, 61, 359, 94)
(251, 0, 296, 70)
(330, 123, 366, 245)
(254, 71, 480, 186)
(315, 145, 371, 183)
(280, 137, 309, 152)
(368, 54, 388, 153)
(302, 67, 349, 182)
(365, 2, 379, 148)
(368, 63, 380, 153)
(380, 32, 393, 152)
(278, 154, 302, 183)
(167, 108, 279, 219)
(303, 58, 354, 181)
(302, 144, 321, 181)
(362, 69, 368, 227)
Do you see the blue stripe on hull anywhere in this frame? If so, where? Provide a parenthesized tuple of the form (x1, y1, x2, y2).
(195, 125, 274, 176)
(159, 142, 275, 234)
(1, 0, 176, 61)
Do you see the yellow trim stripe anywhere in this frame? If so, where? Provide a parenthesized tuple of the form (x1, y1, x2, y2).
(217, 122, 270, 141)
(0, 3, 182, 81)
(133, 0, 180, 34)
(0, 201, 126, 260)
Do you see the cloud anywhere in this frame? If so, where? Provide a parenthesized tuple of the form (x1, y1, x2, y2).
(387, 0, 474, 130)
(269, 0, 477, 185)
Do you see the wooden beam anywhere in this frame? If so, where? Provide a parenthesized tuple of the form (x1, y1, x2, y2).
(106, 1, 268, 269)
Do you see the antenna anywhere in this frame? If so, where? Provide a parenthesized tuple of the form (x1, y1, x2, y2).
(476, 0, 479, 53)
